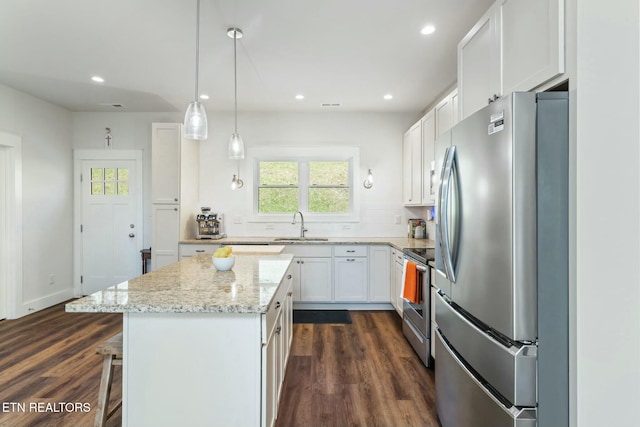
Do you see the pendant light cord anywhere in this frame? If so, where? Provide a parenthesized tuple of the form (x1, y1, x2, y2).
(194, 0, 200, 102)
(233, 29, 238, 133)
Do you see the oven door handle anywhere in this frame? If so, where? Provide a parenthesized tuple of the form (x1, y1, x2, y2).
(416, 265, 427, 272)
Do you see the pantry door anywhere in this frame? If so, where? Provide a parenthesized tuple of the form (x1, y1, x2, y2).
(75, 151, 142, 295)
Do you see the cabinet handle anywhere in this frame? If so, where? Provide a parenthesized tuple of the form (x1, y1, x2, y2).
(196, 250, 205, 253)
(300, 260, 305, 264)
(275, 301, 281, 309)
(287, 292, 293, 297)
(174, 198, 178, 202)
(275, 326, 282, 335)
(287, 274, 292, 279)
(174, 208, 178, 211)
(347, 258, 355, 262)
(347, 250, 355, 253)
(296, 260, 300, 264)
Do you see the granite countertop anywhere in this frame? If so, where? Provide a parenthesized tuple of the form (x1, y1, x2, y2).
(181, 237, 435, 251)
(65, 254, 294, 314)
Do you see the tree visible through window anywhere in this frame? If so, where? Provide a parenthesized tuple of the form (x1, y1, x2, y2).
(257, 160, 350, 214)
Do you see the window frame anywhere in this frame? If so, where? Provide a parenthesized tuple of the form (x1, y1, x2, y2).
(248, 146, 361, 223)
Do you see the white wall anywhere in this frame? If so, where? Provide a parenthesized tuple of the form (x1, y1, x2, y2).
(575, 1, 640, 426)
(198, 111, 419, 237)
(72, 110, 419, 239)
(71, 112, 181, 247)
(0, 84, 73, 317)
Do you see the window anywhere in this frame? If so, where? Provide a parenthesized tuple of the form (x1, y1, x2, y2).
(257, 160, 351, 215)
(90, 167, 129, 195)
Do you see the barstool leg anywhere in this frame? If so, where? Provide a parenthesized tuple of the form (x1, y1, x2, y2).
(94, 354, 115, 427)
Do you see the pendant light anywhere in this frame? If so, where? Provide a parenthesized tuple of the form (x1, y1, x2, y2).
(227, 27, 245, 159)
(184, 0, 208, 140)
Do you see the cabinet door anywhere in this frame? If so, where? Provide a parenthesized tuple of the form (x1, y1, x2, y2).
(435, 97, 453, 138)
(368, 246, 391, 302)
(501, 0, 564, 94)
(421, 110, 436, 204)
(299, 258, 333, 302)
(458, 1, 501, 120)
(394, 260, 404, 317)
(451, 89, 460, 127)
(179, 244, 219, 258)
(151, 205, 179, 270)
(334, 257, 367, 302)
(402, 130, 412, 205)
(264, 328, 277, 427)
(151, 123, 181, 204)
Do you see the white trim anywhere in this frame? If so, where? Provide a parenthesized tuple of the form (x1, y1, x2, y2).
(0, 131, 23, 319)
(73, 149, 144, 296)
(246, 146, 361, 222)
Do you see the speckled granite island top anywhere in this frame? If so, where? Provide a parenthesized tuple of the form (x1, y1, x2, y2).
(65, 253, 294, 314)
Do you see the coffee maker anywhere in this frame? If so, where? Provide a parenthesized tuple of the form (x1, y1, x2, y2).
(195, 207, 225, 239)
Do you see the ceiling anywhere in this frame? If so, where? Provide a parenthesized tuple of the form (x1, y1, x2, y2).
(0, 0, 493, 114)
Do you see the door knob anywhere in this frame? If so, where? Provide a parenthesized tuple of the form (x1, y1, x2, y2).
(129, 233, 135, 238)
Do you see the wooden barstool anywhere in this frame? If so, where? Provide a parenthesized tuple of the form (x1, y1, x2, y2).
(94, 332, 123, 427)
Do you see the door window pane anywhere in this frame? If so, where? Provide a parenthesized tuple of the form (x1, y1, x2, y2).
(118, 183, 129, 195)
(117, 168, 129, 181)
(104, 182, 116, 195)
(91, 168, 103, 181)
(104, 168, 116, 181)
(91, 182, 103, 195)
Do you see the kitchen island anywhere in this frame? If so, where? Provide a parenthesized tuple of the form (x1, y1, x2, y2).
(66, 253, 295, 427)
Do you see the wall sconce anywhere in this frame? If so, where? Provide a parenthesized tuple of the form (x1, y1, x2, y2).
(363, 169, 373, 189)
(231, 174, 244, 190)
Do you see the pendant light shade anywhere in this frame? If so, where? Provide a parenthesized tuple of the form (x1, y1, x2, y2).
(184, 101, 208, 140)
(184, 0, 208, 140)
(228, 27, 245, 158)
(228, 133, 245, 159)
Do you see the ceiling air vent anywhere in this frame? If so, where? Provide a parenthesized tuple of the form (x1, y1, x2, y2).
(321, 103, 341, 107)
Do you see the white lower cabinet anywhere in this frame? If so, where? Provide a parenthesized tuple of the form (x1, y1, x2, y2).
(334, 256, 368, 302)
(262, 266, 293, 427)
(390, 249, 404, 316)
(283, 245, 333, 302)
(368, 246, 391, 302)
(179, 244, 219, 259)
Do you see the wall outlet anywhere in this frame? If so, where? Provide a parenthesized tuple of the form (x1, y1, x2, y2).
(48, 274, 55, 285)
(341, 224, 351, 230)
(233, 216, 242, 224)
(394, 215, 401, 224)
(265, 224, 275, 230)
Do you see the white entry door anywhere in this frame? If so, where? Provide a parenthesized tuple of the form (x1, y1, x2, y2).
(81, 159, 140, 294)
(0, 148, 7, 319)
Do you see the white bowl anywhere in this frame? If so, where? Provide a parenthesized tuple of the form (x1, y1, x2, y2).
(213, 255, 235, 271)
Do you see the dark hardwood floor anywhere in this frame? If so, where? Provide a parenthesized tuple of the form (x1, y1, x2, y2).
(0, 301, 122, 427)
(276, 311, 441, 427)
(0, 304, 439, 427)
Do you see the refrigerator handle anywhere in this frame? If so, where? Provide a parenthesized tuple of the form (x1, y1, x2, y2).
(436, 147, 450, 277)
(440, 145, 457, 283)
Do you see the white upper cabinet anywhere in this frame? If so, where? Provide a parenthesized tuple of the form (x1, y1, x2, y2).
(458, 0, 565, 119)
(500, 0, 564, 95)
(458, 1, 502, 120)
(421, 110, 436, 204)
(403, 121, 423, 206)
(151, 123, 182, 204)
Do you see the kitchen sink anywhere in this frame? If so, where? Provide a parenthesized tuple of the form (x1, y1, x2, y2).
(273, 237, 329, 242)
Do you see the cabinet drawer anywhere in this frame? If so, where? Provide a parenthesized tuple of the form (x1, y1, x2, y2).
(334, 246, 367, 257)
(179, 244, 219, 257)
(262, 277, 290, 343)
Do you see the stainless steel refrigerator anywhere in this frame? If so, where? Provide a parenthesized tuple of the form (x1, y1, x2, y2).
(434, 92, 569, 427)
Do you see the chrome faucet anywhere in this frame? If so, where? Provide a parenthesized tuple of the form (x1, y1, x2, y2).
(292, 211, 307, 238)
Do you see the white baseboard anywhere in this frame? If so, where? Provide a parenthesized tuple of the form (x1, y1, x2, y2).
(13, 288, 75, 319)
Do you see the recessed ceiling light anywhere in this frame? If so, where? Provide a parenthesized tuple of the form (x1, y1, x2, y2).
(91, 76, 105, 83)
(295, 94, 304, 100)
(420, 25, 436, 35)
(384, 94, 393, 100)
(199, 94, 209, 100)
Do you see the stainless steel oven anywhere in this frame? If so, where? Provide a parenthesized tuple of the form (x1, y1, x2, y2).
(402, 248, 433, 368)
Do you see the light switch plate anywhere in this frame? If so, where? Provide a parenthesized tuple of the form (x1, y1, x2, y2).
(233, 216, 242, 224)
